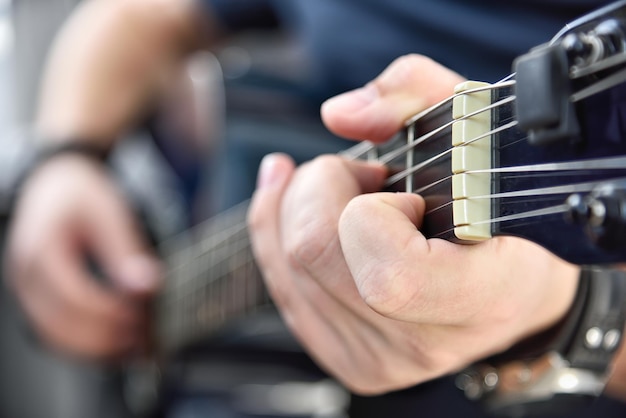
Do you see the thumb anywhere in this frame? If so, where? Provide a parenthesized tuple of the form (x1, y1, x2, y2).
(321, 54, 465, 142)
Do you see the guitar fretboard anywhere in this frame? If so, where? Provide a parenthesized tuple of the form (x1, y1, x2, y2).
(157, 201, 268, 353)
(156, 68, 626, 353)
(153, 81, 498, 353)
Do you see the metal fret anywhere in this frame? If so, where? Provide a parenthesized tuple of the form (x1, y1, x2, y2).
(406, 123, 415, 194)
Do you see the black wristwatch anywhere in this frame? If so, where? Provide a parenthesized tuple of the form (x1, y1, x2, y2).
(456, 266, 626, 417)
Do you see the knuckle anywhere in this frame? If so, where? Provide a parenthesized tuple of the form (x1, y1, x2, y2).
(355, 259, 417, 318)
(304, 155, 345, 178)
(340, 194, 373, 230)
(285, 216, 337, 271)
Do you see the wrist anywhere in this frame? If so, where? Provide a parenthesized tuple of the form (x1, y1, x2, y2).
(457, 267, 626, 416)
(10, 141, 111, 210)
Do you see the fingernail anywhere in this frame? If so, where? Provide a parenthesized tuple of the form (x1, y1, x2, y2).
(257, 153, 286, 189)
(322, 83, 379, 113)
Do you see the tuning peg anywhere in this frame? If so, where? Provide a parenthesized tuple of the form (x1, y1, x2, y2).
(565, 180, 626, 252)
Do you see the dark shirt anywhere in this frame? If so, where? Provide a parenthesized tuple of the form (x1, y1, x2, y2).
(205, 0, 612, 101)
(199, 0, 615, 210)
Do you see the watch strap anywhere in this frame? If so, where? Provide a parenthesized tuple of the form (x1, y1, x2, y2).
(456, 266, 626, 417)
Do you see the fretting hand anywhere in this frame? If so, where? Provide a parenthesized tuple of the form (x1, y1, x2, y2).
(248, 54, 580, 394)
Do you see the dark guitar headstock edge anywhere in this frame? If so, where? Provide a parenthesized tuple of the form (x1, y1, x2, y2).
(507, 0, 626, 265)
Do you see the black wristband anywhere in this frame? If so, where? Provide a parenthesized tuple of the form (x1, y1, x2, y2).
(8, 142, 111, 212)
(456, 267, 626, 417)
(33, 142, 109, 163)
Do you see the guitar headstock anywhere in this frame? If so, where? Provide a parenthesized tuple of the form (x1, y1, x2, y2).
(515, 0, 626, 147)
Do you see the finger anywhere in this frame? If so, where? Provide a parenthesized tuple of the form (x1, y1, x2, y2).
(248, 153, 298, 310)
(280, 156, 387, 297)
(5, 157, 149, 357)
(79, 165, 163, 298)
(339, 191, 505, 323)
(44, 234, 144, 325)
(248, 154, 352, 345)
(321, 54, 465, 142)
(24, 237, 145, 356)
(339, 192, 579, 333)
(248, 154, 409, 393)
(18, 285, 140, 359)
(339, 192, 437, 318)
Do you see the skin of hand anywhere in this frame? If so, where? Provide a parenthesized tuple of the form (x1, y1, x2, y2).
(6, 156, 161, 359)
(248, 54, 581, 395)
(5, 0, 222, 358)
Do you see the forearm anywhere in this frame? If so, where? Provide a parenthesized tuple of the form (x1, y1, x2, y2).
(36, 0, 222, 147)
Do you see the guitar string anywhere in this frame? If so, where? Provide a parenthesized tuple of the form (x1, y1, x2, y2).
(384, 120, 519, 187)
(162, 83, 620, 277)
(377, 94, 516, 166)
(164, 169, 591, 341)
(339, 80, 517, 162)
(414, 175, 453, 195)
(570, 51, 626, 78)
(403, 79, 516, 126)
(429, 204, 570, 239)
(463, 178, 621, 202)
(160, 83, 596, 289)
(168, 227, 254, 306)
(161, 78, 519, 262)
(466, 156, 626, 174)
(162, 174, 618, 342)
(160, 204, 259, 343)
(373, 72, 626, 191)
(410, 156, 626, 198)
(467, 204, 570, 226)
(161, 226, 264, 348)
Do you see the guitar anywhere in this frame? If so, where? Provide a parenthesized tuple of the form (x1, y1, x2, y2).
(138, 1, 626, 415)
(157, 0, 626, 354)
